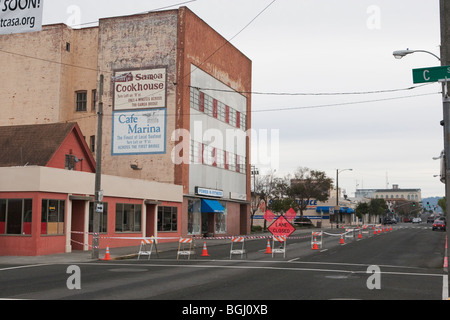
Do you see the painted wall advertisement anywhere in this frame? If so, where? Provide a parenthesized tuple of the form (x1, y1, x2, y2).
(112, 109, 166, 155)
(113, 67, 167, 111)
(112, 67, 167, 155)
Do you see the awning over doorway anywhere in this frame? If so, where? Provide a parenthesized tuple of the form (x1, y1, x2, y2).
(316, 206, 355, 214)
(201, 199, 225, 213)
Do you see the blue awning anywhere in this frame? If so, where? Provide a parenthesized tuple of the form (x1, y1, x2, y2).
(316, 206, 355, 214)
(201, 199, 225, 213)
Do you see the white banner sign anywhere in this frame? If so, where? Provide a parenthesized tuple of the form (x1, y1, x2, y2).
(0, 0, 43, 35)
(113, 67, 167, 111)
(112, 109, 166, 155)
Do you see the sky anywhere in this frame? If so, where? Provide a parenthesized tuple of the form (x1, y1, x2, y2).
(42, 0, 443, 198)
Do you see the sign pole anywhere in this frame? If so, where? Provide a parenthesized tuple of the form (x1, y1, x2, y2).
(442, 82, 450, 238)
(92, 74, 104, 259)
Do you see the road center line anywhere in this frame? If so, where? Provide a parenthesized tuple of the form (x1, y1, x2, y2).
(77, 262, 445, 278)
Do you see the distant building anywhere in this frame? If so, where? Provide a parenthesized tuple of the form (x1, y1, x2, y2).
(356, 184, 421, 202)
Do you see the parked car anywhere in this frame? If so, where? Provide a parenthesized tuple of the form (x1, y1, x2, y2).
(412, 217, 421, 223)
(293, 217, 313, 227)
(427, 216, 435, 223)
(383, 217, 395, 225)
(432, 220, 446, 231)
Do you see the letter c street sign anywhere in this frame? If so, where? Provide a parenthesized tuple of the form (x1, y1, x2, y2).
(412, 66, 450, 84)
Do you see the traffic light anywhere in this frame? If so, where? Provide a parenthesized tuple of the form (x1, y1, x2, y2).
(412, 202, 416, 207)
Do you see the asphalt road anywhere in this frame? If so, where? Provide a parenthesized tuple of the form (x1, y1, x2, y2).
(0, 223, 447, 304)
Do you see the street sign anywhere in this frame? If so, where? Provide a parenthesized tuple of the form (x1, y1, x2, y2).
(96, 203, 104, 213)
(285, 208, 296, 221)
(268, 215, 296, 237)
(412, 66, 450, 84)
(264, 209, 275, 222)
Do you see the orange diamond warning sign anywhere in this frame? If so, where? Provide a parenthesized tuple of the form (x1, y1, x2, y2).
(268, 215, 295, 237)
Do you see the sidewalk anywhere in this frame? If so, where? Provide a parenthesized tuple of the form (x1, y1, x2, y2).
(0, 228, 322, 265)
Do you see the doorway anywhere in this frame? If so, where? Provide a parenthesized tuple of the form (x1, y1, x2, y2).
(145, 203, 156, 238)
(70, 200, 86, 251)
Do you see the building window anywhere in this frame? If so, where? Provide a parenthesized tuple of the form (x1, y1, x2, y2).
(115, 203, 141, 232)
(215, 202, 227, 234)
(66, 42, 71, 52)
(188, 200, 201, 235)
(89, 202, 108, 233)
(240, 113, 247, 131)
(158, 206, 178, 232)
(41, 199, 65, 235)
(0, 199, 32, 235)
(213, 99, 218, 118)
(224, 151, 229, 170)
(76, 91, 87, 112)
(65, 154, 77, 170)
(90, 136, 95, 153)
(91, 89, 97, 111)
(236, 111, 240, 129)
(190, 87, 247, 130)
(218, 101, 225, 122)
(199, 91, 205, 112)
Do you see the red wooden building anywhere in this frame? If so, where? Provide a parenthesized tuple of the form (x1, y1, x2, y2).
(0, 123, 182, 256)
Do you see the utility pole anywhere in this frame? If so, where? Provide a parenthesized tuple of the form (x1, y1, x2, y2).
(92, 74, 104, 259)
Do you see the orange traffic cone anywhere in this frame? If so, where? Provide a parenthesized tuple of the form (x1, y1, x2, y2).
(102, 246, 111, 261)
(201, 241, 210, 257)
(265, 239, 272, 254)
(358, 231, 362, 239)
(339, 234, 345, 245)
(312, 237, 319, 250)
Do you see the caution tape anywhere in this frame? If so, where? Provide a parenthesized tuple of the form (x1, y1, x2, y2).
(71, 224, 385, 244)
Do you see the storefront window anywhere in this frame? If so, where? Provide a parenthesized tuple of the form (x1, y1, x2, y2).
(41, 199, 65, 235)
(115, 203, 141, 232)
(215, 202, 227, 234)
(157, 206, 178, 232)
(0, 199, 32, 235)
(188, 199, 201, 235)
(89, 202, 108, 233)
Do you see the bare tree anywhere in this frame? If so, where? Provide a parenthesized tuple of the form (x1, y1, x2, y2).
(253, 169, 281, 230)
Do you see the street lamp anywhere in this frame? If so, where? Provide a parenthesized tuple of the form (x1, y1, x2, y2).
(393, 49, 441, 61)
(336, 168, 353, 227)
(393, 48, 450, 227)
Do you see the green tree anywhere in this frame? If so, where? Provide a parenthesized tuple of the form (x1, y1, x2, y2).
(369, 198, 387, 217)
(288, 167, 333, 219)
(355, 202, 369, 221)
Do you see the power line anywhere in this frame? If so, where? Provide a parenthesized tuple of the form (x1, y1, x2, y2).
(91, 91, 440, 120)
(189, 83, 433, 97)
(251, 92, 441, 113)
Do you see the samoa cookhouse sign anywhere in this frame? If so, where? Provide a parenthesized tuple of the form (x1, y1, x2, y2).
(112, 67, 167, 155)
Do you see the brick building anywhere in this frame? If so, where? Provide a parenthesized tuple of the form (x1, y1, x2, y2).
(0, 7, 252, 254)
